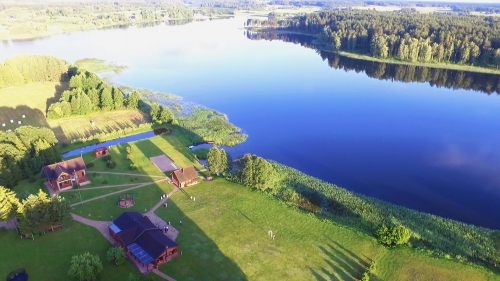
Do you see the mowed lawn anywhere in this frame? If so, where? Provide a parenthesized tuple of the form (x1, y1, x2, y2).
(155, 179, 500, 281)
(0, 82, 68, 130)
(47, 110, 150, 143)
(70, 181, 173, 220)
(0, 223, 163, 281)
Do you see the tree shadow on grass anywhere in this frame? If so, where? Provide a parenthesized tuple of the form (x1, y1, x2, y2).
(154, 199, 247, 281)
(309, 242, 371, 281)
(0, 105, 48, 129)
(45, 82, 69, 113)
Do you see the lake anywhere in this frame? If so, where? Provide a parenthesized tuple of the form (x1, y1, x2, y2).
(1, 18, 500, 229)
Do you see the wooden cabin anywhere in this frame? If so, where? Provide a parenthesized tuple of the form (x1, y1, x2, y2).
(109, 212, 179, 271)
(93, 147, 109, 158)
(171, 166, 198, 188)
(44, 157, 90, 191)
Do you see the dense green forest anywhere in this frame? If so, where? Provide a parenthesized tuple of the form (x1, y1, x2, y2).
(247, 10, 500, 68)
(0, 126, 61, 188)
(47, 70, 143, 118)
(0, 56, 70, 88)
(248, 32, 500, 94)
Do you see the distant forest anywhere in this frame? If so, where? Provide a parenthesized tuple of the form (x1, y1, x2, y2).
(0, 56, 70, 88)
(248, 10, 500, 68)
(248, 32, 500, 95)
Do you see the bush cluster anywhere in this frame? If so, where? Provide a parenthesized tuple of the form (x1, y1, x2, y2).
(106, 160, 116, 169)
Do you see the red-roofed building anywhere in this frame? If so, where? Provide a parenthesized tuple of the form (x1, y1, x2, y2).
(44, 157, 91, 191)
(93, 147, 109, 158)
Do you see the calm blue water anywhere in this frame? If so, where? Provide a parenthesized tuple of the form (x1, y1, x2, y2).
(1, 18, 500, 229)
(61, 131, 156, 158)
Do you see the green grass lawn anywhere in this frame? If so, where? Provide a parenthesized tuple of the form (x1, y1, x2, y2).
(70, 181, 173, 221)
(82, 134, 201, 176)
(155, 178, 500, 281)
(12, 178, 48, 200)
(134, 135, 203, 170)
(60, 182, 155, 205)
(0, 222, 162, 281)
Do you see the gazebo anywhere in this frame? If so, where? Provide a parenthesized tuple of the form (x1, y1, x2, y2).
(118, 193, 135, 208)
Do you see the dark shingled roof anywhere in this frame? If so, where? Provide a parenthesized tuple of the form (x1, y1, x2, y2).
(171, 166, 197, 183)
(112, 212, 178, 261)
(44, 157, 86, 181)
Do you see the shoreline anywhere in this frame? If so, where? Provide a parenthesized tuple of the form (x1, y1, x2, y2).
(247, 27, 500, 75)
(0, 18, 195, 42)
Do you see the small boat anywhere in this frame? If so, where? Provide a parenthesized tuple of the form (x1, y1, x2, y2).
(188, 145, 194, 149)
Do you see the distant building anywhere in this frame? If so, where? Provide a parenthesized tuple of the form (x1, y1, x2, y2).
(44, 157, 90, 191)
(109, 212, 179, 271)
(93, 147, 109, 158)
(171, 166, 198, 187)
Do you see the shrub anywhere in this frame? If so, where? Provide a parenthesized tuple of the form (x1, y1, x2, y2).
(106, 247, 126, 266)
(126, 145, 132, 154)
(86, 162, 94, 168)
(377, 225, 411, 246)
(129, 164, 138, 170)
(106, 160, 116, 169)
(61, 142, 69, 148)
(126, 154, 131, 160)
(102, 180, 109, 184)
(68, 252, 103, 281)
(103, 155, 112, 161)
(361, 261, 376, 281)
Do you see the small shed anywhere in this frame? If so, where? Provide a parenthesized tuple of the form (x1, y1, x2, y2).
(93, 147, 109, 158)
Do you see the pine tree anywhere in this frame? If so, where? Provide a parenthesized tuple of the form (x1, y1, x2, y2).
(207, 147, 222, 175)
(0, 186, 20, 221)
(150, 102, 160, 122)
(100, 87, 113, 111)
(126, 91, 141, 109)
(87, 89, 100, 109)
(112, 87, 124, 109)
(241, 156, 254, 187)
(159, 106, 174, 123)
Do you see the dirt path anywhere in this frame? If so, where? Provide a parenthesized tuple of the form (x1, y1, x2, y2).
(153, 270, 177, 281)
(90, 171, 165, 178)
(70, 180, 166, 207)
(0, 220, 16, 230)
(71, 214, 114, 244)
(60, 183, 140, 192)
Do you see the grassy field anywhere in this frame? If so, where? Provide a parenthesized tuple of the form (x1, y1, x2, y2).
(0, 82, 153, 143)
(48, 110, 151, 143)
(155, 179, 500, 281)
(6, 131, 500, 280)
(70, 181, 173, 220)
(0, 82, 68, 130)
(78, 134, 203, 173)
(0, 222, 163, 281)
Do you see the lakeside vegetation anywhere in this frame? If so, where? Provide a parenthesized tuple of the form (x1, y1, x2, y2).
(74, 58, 127, 74)
(248, 9, 500, 73)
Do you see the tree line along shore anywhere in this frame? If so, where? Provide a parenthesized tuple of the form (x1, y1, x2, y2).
(246, 9, 500, 74)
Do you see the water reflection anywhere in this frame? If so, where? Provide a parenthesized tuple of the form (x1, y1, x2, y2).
(247, 32, 500, 95)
